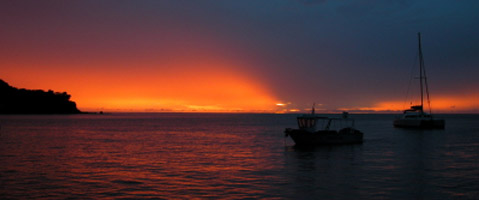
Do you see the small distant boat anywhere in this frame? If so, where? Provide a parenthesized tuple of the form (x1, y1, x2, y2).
(393, 33, 445, 129)
(285, 108, 363, 146)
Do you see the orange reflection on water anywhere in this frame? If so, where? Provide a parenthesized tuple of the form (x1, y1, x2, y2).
(57, 128, 276, 198)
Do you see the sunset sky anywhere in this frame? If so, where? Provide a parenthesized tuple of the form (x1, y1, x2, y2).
(1, 0, 478, 113)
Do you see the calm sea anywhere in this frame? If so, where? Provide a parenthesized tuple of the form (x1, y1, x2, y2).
(0, 113, 478, 199)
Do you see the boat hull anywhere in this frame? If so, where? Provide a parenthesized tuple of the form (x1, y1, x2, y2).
(285, 128, 363, 146)
(393, 118, 445, 129)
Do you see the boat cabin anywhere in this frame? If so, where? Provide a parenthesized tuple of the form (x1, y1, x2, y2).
(403, 105, 432, 118)
(297, 112, 355, 132)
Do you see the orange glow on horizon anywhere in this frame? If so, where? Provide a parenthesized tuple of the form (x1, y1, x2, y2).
(342, 95, 479, 113)
(3, 60, 478, 113)
(1, 61, 280, 112)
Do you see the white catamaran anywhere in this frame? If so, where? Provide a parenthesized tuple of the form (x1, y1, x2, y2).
(393, 32, 445, 129)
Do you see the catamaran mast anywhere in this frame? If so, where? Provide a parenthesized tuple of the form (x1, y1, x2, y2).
(418, 32, 424, 113)
(418, 32, 432, 114)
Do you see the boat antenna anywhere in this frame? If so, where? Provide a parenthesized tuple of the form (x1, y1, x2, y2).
(312, 103, 315, 115)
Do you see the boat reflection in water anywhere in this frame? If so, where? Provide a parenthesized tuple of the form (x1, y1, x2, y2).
(285, 109, 363, 146)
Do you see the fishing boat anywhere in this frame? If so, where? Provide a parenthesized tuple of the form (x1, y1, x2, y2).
(285, 108, 363, 146)
(393, 33, 445, 129)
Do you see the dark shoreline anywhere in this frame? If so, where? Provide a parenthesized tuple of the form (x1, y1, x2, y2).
(1, 79, 82, 114)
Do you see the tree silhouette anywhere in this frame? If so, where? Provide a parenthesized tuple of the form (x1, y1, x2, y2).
(0, 79, 81, 114)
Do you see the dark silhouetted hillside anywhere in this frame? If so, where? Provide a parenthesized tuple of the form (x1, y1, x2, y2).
(0, 79, 81, 114)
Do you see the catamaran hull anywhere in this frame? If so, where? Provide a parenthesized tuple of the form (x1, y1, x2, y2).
(393, 119, 445, 129)
(285, 128, 363, 146)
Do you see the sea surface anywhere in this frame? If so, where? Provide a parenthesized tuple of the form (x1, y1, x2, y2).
(0, 113, 478, 199)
